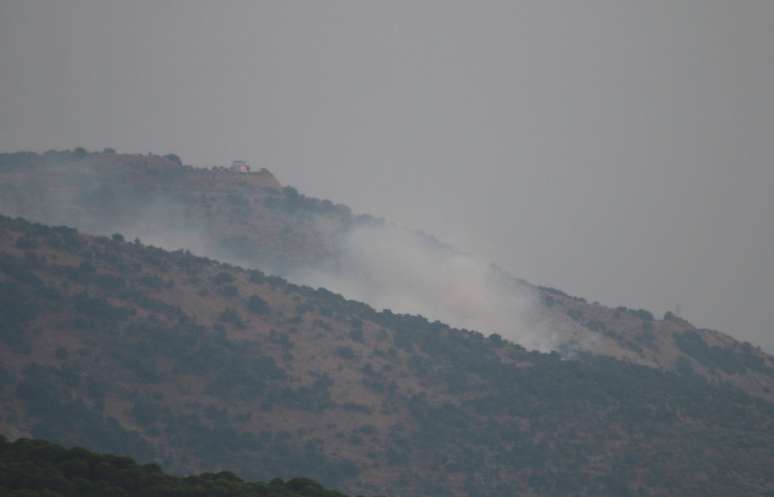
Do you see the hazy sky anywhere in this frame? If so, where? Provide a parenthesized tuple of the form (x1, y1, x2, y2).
(2, 1, 773, 350)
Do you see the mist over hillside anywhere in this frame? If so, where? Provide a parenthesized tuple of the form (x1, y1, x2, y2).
(286, 222, 551, 350)
(3, 149, 774, 382)
(0, 150, 556, 349)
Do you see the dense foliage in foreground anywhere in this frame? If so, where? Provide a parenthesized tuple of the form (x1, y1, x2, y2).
(0, 436, 365, 497)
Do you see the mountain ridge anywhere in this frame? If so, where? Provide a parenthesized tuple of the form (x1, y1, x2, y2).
(2, 214, 774, 496)
(1, 149, 771, 401)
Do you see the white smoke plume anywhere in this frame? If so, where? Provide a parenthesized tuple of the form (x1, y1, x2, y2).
(287, 221, 555, 350)
(0, 152, 557, 350)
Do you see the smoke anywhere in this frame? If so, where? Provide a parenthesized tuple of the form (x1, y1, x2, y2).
(287, 221, 555, 350)
(111, 197, 555, 349)
(113, 189, 556, 349)
(0, 152, 558, 350)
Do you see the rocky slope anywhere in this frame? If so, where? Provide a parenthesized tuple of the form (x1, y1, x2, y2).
(2, 215, 774, 496)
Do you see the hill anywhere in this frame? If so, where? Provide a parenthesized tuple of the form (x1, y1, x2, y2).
(2, 215, 774, 496)
(1, 149, 773, 402)
(0, 435, 360, 497)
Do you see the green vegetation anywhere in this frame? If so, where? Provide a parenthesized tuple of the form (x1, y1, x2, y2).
(247, 294, 271, 315)
(614, 306, 654, 321)
(264, 187, 353, 219)
(164, 153, 182, 165)
(0, 436, 363, 497)
(675, 330, 774, 375)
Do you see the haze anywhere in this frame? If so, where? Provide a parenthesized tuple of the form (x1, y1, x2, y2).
(1, 1, 773, 350)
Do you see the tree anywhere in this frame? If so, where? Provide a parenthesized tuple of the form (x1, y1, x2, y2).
(164, 153, 182, 165)
(218, 307, 244, 328)
(247, 294, 270, 315)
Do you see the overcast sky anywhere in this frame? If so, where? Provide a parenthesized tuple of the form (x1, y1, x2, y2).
(1, 1, 773, 350)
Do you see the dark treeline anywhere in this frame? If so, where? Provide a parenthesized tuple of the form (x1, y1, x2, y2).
(0, 436, 375, 497)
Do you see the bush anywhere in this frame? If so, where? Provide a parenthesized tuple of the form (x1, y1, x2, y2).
(164, 153, 182, 165)
(218, 308, 244, 328)
(246, 294, 270, 315)
(213, 271, 235, 285)
(336, 346, 356, 360)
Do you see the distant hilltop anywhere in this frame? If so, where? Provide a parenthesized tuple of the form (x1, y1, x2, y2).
(0, 148, 283, 190)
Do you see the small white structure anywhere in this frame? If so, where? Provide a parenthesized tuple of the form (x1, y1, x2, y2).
(231, 160, 251, 173)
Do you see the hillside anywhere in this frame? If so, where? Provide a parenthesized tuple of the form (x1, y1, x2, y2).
(0, 436, 358, 497)
(1, 149, 773, 402)
(2, 215, 774, 496)
(0, 149, 337, 276)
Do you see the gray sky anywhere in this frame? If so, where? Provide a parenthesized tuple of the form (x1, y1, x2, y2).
(2, 1, 773, 350)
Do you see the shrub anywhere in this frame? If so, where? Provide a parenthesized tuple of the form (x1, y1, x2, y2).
(218, 308, 244, 328)
(349, 327, 364, 343)
(164, 153, 182, 165)
(336, 346, 356, 360)
(219, 284, 239, 298)
(213, 271, 234, 285)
